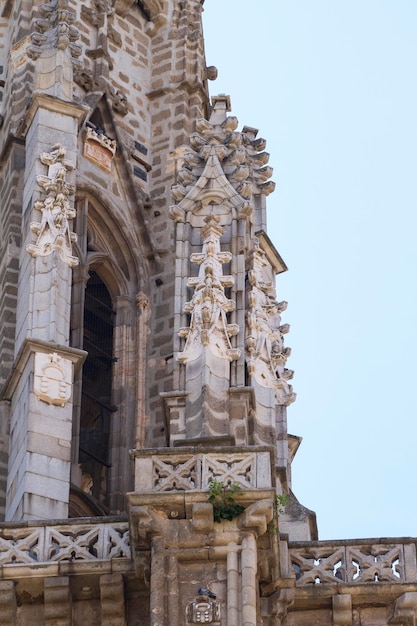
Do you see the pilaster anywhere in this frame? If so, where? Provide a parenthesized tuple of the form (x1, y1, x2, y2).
(2, 339, 85, 520)
(4, 89, 87, 520)
(16, 95, 86, 353)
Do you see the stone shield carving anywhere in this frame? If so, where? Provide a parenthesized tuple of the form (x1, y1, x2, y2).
(34, 352, 73, 406)
(186, 598, 220, 624)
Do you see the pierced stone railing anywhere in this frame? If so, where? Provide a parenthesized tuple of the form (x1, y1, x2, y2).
(0, 518, 130, 566)
(132, 447, 273, 493)
(289, 538, 417, 585)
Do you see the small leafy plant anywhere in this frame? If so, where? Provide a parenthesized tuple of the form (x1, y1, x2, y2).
(208, 478, 245, 522)
(268, 493, 289, 535)
(275, 493, 289, 515)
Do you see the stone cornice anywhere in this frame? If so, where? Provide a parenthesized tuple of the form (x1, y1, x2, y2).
(0, 338, 87, 401)
(17, 93, 89, 139)
(255, 230, 288, 275)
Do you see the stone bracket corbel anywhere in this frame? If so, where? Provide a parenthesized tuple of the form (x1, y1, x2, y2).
(275, 588, 295, 623)
(388, 592, 417, 626)
(333, 594, 352, 626)
(44, 576, 72, 626)
(238, 498, 274, 536)
(192, 502, 214, 533)
(129, 504, 166, 545)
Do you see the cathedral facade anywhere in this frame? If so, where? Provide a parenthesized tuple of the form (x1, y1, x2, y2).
(0, 0, 415, 623)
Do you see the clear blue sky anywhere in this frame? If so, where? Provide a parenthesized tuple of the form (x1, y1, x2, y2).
(203, 1, 417, 540)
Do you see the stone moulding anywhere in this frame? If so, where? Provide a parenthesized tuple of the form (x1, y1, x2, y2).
(0, 338, 86, 403)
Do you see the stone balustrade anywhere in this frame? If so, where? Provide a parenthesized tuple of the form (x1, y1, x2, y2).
(0, 515, 415, 598)
(289, 538, 417, 586)
(0, 518, 130, 569)
(131, 447, 274, 493)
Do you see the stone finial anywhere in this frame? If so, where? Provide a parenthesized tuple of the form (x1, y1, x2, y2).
(170, 95, 275, 213)
(27, 0, 81, 64)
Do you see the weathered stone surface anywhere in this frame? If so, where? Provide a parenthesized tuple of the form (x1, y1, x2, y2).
(0, 1, 411, 624)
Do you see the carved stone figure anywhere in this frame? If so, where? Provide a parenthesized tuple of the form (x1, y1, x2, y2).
(246, 241, 295, 406)
(27, 144, 78, 267)
(178, 214, 239, 363)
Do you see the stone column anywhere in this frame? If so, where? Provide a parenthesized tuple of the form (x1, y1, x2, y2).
(241, 533, 258, 626)
(167, 554, 179, 625)
(227, 543, 240, 626)
(150, 536, 166, 626)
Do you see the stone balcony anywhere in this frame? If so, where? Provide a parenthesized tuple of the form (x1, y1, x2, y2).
(131, 445, 275, 493)
(288, 538, 417, 624)
(289, 537, 417, 586)
(0, 515, 415, 625)
(0, 517, 131, 576)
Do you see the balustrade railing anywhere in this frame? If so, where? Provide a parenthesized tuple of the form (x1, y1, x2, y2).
(289, 538, 417, 585)
(133, 448, 273, 492)
(0, 518, 130, 566)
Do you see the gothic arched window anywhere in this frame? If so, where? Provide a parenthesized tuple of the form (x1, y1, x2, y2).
(69, 194, 148, 516)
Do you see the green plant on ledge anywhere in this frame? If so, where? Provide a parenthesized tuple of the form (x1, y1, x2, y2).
(275, 493, 289, 515)
(208, 478, 245, 522)
(268, 493, 289, 534)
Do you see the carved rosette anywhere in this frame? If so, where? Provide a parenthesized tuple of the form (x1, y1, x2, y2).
(246, 242, 295, 406)
(27, 0, 82, 65)
(34, 352, 73, 406)
(27, 144, 79, 267)
(178, 214, 240, 363)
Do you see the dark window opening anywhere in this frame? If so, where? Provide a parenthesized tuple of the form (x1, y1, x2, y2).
(79, 271, 117, 506)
